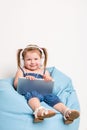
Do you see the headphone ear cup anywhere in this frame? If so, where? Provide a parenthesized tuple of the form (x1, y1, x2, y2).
(40, 58, 44, 66)
(20, 58, 24, 67)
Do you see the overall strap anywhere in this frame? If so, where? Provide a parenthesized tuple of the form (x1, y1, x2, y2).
(20, 67, 25, 77)
(43, 68, 46, 74)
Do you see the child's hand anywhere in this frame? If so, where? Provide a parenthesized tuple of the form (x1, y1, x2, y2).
(43, 74, 53, 81)
(25, 76, 36, 80)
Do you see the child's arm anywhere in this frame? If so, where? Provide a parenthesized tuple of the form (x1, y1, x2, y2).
(43, 70, 53, 81)
(14, 68, 23, 89)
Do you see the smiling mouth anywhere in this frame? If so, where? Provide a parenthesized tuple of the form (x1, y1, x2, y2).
(30, 66, 37, 68)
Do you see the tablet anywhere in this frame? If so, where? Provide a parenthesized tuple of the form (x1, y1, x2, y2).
(17, 78, 54, 95)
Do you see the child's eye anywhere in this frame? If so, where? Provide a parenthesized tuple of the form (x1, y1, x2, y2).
(27, 59, 31, 61)
(35, 58, 38, 60)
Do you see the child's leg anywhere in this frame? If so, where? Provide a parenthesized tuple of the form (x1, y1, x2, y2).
(53, 102, 68, 115)
(28, 97, 41, 111)
(44, 94, 80, 124)
(53, 102, 80, 124)
(25, 91, 56, 123)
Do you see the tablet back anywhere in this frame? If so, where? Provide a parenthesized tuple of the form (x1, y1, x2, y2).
(17, 78, 54, 95)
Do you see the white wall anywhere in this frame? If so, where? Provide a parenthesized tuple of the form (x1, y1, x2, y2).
(0, 0, 87, 130)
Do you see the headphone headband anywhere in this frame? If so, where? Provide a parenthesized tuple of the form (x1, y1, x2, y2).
(26, 45, 44, 58)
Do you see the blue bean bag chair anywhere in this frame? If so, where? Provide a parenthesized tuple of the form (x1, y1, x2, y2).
(0, 67, 80, 130)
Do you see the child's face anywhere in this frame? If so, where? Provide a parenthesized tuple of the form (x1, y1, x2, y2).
(24, 50, 41, 71)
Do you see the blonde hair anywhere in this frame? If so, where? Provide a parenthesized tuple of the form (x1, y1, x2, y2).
(17, 44, 48, 68)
